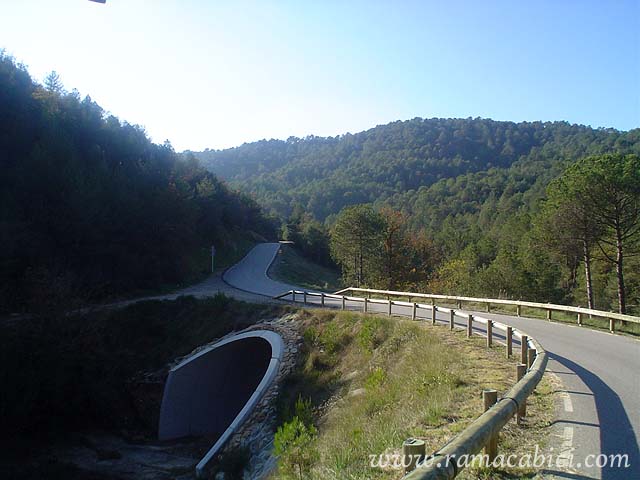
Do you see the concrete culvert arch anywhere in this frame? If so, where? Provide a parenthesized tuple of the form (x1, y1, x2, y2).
(158, 330, 284, 477)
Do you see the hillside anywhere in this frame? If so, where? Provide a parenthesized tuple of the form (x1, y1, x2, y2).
(196, 120, 640, 313)
(194, 118, 639, 222)
(0, 53, 276, 313)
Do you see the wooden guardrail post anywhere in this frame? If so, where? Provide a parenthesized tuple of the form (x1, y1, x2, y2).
(363, 297, 368, 313)
(432, 304, 437, 325)
(388, 300, 392, 316)
(341, 296, 346, 310)
(487, 320, 493, 347)
(467, 314, 473, 337)
(506, 326, 513, 357)
(449, 309, 455, 330)
(547, 308, 552, 321)
(303, 291, 307, 305)
(520, 335, 528, 364)
(320, 293, 325, 307)
(483, 390, 498, 461)
(412, 302, 417, 321)
(457, 300, 462, 309)
(577, 312, 583, 326)
(609, 318, 615, 332)
(528, 348, 536, 369)
(402, 438, 426, 474)
(516, 364, 527, 422)
(292, 291, 296, 303)
(516, 304, 521, 317)
(486, 302, 491, 313)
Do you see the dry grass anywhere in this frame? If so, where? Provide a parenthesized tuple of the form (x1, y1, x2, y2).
(273, 310, 556, 479)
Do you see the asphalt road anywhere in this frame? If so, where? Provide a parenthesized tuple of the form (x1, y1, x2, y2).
(223, 242, 303, 297)
(222, 243, 640, 479)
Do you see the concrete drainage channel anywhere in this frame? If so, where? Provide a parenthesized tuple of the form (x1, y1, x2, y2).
(159, 330, 285, 478)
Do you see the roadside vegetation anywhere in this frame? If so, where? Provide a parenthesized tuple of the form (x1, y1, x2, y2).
(273, 310, 554, 479)
(324, 152, 640, 317)
(270, 244, 342, 291)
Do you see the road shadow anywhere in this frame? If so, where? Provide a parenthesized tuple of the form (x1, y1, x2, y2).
(549, 352, 639, 479)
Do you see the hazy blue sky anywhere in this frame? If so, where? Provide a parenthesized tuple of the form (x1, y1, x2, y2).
(2, 0, 638, 150)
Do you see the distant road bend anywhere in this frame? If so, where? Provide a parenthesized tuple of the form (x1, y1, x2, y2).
(222, 243, 640, 479)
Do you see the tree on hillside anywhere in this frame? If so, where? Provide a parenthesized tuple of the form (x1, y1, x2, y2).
(330, 205, 384, 286)
(399, 228, 440, 290)
(581, 154, 640, 314)
(546, 154, 640, 314)
(429, 257, 476, 296)
(378, 207, 415, 290)
(330, 205, 438, 290)
(538, 174, 603, 309)
(283, 209, 333, 266)
(44, 70, 65, 94)
(300, 219, 332, 266)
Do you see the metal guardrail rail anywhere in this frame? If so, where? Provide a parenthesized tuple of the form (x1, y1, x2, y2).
(273, 287, 549, 479)
(333, 287, 640, 331)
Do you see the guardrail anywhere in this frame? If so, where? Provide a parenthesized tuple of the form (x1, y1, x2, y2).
(273, 288, 548, 478)
(333, 287, 640, 332)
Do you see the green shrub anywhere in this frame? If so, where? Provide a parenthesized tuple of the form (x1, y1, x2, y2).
(356, 316, 389, 353)
(302, 325, 320, 347)
(319, 322, 348, 354)
(364, 367, 386, 389)
(294, 395, 314, 427)
(274, 416, 319, 479)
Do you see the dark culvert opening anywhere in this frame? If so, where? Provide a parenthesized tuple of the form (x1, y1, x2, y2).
(159, 335, 273, 444)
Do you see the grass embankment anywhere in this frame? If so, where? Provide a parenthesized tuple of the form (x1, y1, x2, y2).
(0, 295, 289, 478)
(269, 245, 343, 292)
(273, 310, 554, 480)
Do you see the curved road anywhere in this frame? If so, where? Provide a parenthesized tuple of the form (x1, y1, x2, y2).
(221, 243, 639, 479)
(223, 243, 304, 297)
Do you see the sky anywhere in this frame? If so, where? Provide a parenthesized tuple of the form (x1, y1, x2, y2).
(2, 0, 639, 151)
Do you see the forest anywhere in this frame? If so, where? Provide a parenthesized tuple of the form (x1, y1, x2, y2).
(2, 47, 638, 317)
(0, 52, 276, 314)
(194, 118, 638, 220)
(197, 119, 640, 315)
